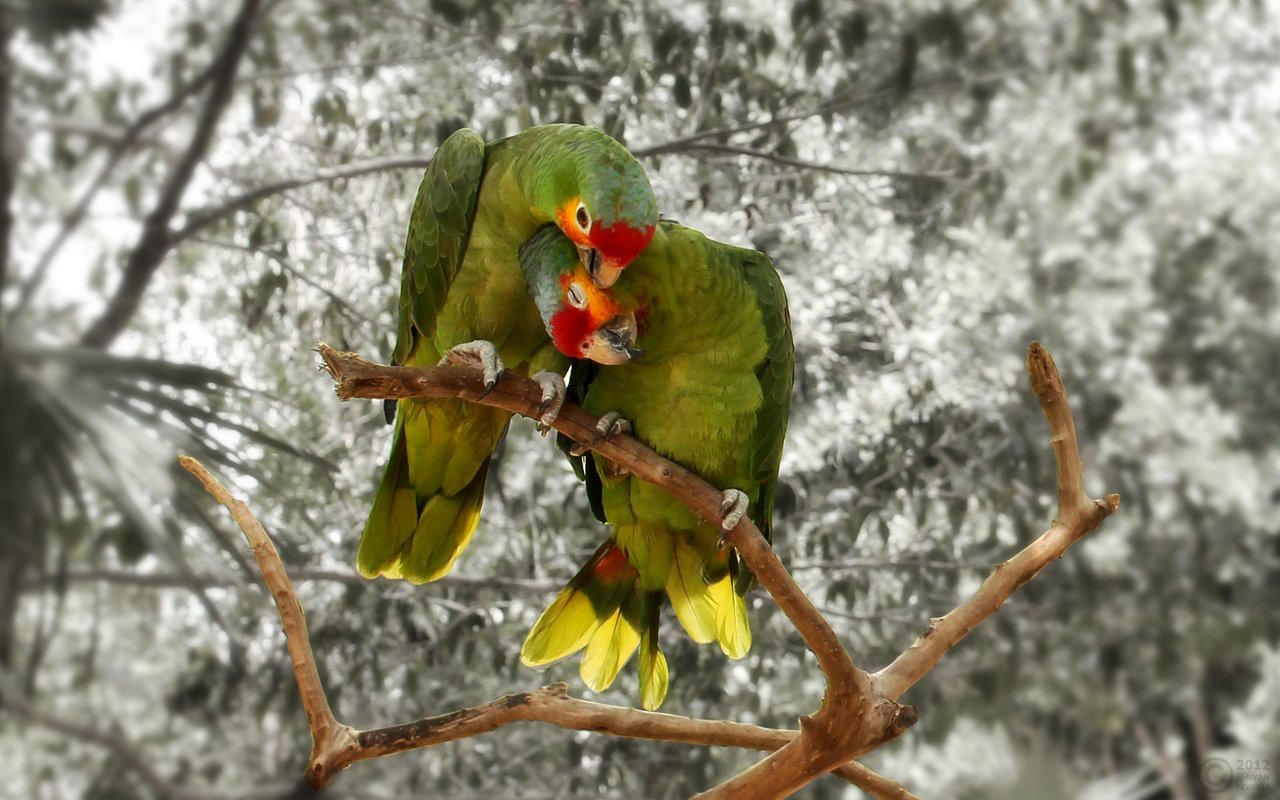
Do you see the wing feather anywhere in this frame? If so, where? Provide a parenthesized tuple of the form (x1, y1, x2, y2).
(391, 129, 487, 365)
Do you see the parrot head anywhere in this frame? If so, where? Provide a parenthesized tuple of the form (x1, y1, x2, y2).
(521, 225, 643, 365)
(530, 126, 658, 288)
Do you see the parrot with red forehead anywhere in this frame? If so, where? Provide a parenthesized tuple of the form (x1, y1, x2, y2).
(357, 125, 657, 583)
(518, 221, 793, 709)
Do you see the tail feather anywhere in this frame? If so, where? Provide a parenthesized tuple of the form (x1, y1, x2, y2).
(399, 462, 488, 583)
(637, 591, 669, 711)
(356, 419, 419, 578)
(358, 398, 506, 582)
(665, 535, 717, 644)
(614, 521, 673, 591)
(709, 569, 751, 659)
(580, 590, 643, 692)
(522, 543, 637, 668)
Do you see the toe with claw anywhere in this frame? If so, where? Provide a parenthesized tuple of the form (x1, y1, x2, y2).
(531, 371, 567, 434)
(439, 340, 505, 397)
(719, 489, 749, 543)
(592, 411, 632, 447)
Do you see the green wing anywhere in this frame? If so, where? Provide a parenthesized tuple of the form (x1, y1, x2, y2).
(391, 128, 487, 365)
(728, 245, 794, 590)
(729, 245, 794, 543)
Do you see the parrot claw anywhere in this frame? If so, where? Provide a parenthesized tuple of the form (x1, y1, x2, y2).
(568, 442, 590, 457)
(719, 489, 749, 535)
(592, 411, 632, 447)
(439, 340, 505, 397)
(531, 371, 567, 434)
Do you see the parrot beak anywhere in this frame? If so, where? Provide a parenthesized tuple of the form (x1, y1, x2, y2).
(578, 245, 624, 288)
(586, 312, 642, 365)
(593, 256, 625, 289)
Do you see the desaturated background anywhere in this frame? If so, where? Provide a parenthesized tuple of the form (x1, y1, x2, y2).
(3, 0, 1278, 798)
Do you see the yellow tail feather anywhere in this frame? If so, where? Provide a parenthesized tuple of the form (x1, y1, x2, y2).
(398, 463, 488, 583)
(522, 543, 635, 668)
(665, 536, 717, 643)
(359, 397, 506, 583)
(579, 594, 642, 692)
(614, 521, 673, 591)
(356, 421, 419, 578)
(522, 583, 605, 667)
(638, 592, 669, 711)
(709, 572, 752, 659)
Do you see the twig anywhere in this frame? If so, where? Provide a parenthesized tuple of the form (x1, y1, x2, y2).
(871, 343, 1120, 700)
(664, 141, 963, 181)
(14, 60, 220, 319)
(17, 565, 557, 594)
(178, 454, 909, 797)
(170, 155, 436, 247)
(79, 0, 266, 349)
(631, 68, 1020, 159)
(179, 456, 354, 784)
(0, 7, 15, 314)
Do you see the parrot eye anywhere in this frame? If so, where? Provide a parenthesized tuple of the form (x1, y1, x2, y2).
(567, 282, 588, 310)
(575, 203, 591, 231)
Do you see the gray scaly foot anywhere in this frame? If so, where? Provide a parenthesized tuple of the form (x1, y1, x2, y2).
(531, 371, 566, 434)
(439, 339, 505, 397)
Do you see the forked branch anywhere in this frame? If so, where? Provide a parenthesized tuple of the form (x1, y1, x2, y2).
(178, 456, 912, 797)
(179, 340, 1115, 799)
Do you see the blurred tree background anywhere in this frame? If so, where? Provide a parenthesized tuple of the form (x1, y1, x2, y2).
(3, 0, 1278, 797)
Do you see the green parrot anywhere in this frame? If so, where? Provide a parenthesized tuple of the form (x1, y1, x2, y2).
(517, 221, 794, 709)
(358, 125, 658, 584)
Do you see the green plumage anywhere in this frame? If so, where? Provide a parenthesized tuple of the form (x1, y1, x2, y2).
(520, 222, 794, 708)
(359, 125, 656, 583)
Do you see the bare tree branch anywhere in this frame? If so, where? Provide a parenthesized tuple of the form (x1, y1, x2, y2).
(167, 341, 1112, 799)
(180, 455, 351, 772)
(311, 341, 1114, 797)
(13, 61, 219, 319)
(0, 6, 15, 311)
(170, 155, 435, 246)
(631, 67, 1021, 160)
(18, 565, 557, 594)
(178, 454, 911, 798)
(646, 141, 965, 181)
(871, 343, 1120, 701)
(78, 0, 266, 349)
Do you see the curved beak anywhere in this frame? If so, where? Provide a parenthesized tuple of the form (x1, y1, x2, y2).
(585, 312, 642, 365)
(578, 245, 624, 288)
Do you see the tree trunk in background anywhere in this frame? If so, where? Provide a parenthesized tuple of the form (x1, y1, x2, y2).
(0, 3, 20, 683)
(0, 5, 14, 319)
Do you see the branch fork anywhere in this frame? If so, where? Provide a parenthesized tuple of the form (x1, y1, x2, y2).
(178, 341, 1116, 799)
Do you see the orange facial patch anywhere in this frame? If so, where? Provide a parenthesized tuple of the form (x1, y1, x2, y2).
(548, 263, 624, 357)
(556, 197, 593, 247)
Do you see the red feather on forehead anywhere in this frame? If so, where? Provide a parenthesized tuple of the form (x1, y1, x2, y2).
(590, 219, 655, 265)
